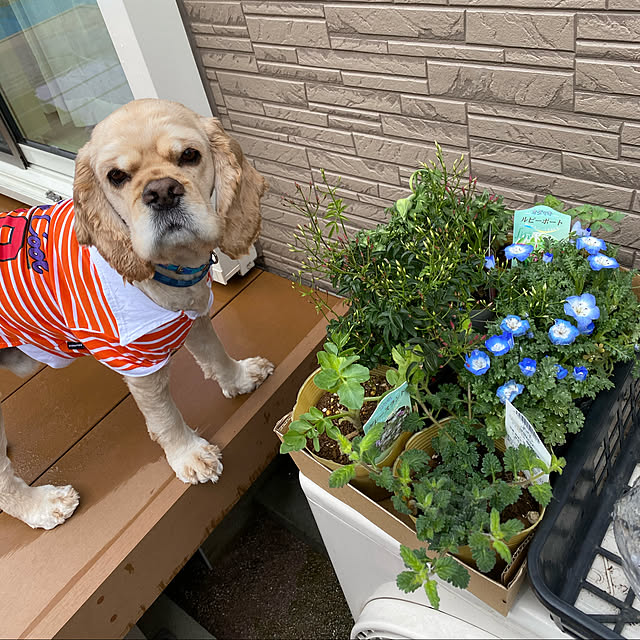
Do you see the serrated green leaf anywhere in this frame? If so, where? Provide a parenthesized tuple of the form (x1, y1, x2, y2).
(492, 539, 512, 564)
(503, 447, 520, 475)
(328, 464, 356, 488)
(433, 556, 470, 589)
(529, 481, 553, 507)
(490, 508, 501, 537)
(500, 518, 524, 540)
(469, 532, 496, 574)
(424, 580, 440, 609)
(396, 570, 422, 593)
(400, 545, 423, 572)
(481, 453, 501, 479)
(360, 422, 384, 454)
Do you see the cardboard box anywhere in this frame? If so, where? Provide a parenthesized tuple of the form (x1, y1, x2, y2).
(275, 413, 529, 617)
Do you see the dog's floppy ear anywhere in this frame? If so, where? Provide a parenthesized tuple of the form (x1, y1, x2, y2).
(73, 145, 154, 283)
(203, 118, 267, 258)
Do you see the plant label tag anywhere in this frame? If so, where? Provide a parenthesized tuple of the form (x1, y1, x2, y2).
(363, 382, 411, 455)
(513, 205, 571, 247)
(505, 400, 551, 484)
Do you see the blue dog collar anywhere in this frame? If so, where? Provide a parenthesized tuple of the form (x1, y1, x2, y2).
(153, 251, 218, 287)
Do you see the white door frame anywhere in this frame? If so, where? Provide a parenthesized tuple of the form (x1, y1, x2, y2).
(0, 0, 212, 205)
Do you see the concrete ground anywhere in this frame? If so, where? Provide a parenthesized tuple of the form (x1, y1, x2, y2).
(132, 456, 354, 640)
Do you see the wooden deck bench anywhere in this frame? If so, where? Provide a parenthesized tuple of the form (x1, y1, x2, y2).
(0, 269, 335, 639)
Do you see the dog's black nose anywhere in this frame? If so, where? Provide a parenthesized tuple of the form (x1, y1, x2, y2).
(142, 177, 185, 209)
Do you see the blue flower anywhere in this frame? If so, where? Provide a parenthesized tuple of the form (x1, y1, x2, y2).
(572, 220, 591, 238)
(527, 331, 534, 338)
(577, 236, 607, 255)
(549, 319, 580, 345)
(573, 366, 588, 381)
(556, 365, 568, 380)
(588, 253, 619, 271)
(543, 252, 553, 263)
(500, 315, 530, 337)
(484, 254, 496, 270)
(519, 358, 537, 377)
(504, 244, 534, 262)
(564, 293, 600, 331)
(485, 332, 514, 356)
(496, 380, 525, 404)
(464, 350, 491, 376)
(581, 322, 595, 336)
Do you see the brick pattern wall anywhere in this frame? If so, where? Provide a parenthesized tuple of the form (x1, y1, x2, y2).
(182, 1, 640, 274)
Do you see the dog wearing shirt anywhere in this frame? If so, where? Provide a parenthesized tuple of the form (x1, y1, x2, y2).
(0, 99, 273, 529)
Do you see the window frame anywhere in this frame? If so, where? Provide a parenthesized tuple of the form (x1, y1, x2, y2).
(0, 0, 213, 205)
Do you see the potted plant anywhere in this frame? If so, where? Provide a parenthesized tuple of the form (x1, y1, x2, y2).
(279, 333, 421, 497)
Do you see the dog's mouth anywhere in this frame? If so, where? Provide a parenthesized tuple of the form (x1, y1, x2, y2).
(152, 206, 193, 238)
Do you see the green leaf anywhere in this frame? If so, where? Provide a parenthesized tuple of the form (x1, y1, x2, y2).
(314, 369, 341, 391)
(325, 342, 338, 355)
(307, 406, 324, 420)
(288, 419, 313, 434)
(328, 464, 356, 488)
(360, 422, 384, 454)
(317, 350, 338, 371)
(337, 379, 365, 410)
(400, 545, 423, 572)
(490, 508, 501, 537)
(529, 482, 553, 507)
(503, 447, 520, 475)
(395, 195, 414, 218)
(469, 532, 496, 574)
(433, 556, 470, 589)
(342, 363, 370, 383)
(500, 518, 524, 540)
(424, 579, 441, 610)
(492, 539, 512, 564)
(481, 453, 502, 479)
(279, 432, 307, 453)
(397, 570, 422, 593)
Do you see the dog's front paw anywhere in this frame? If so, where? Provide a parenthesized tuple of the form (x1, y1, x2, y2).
(24, 484, 80, 530)
(168, 437, 223, 484)
(220, 357, 274, 399)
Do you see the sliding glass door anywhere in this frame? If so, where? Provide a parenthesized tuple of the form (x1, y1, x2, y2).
(0, 0, 134, 158)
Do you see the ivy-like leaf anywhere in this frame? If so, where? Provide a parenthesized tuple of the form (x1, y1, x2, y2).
(279, 432, 307, 453)
(328, 464, 355, 488)
(314, 369, 340, 391)
(342, 363, 370, 383)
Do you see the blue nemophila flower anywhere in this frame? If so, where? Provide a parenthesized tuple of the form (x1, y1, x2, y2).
(581, 322, 595, 336)
(500, 315, 530, 337)
(484, 254, 496, 270)
(564, 293, 600, 330)
(496, 380, 524, 404)
(588, 253, 619, 271)
(556, 364, 568, 380)
(519, 358, 537, 377)
(485, 332, 514, 356)
(549, 319, 580, 345)
(572, 220, 591, 238)
(464, 350, 491, 376)
(527, 331, 534, 338)
(573, 366, 588, 381)
(504, 243, 534, 262)
(577, 236, 607, 255)
(543, 252, 553, 263)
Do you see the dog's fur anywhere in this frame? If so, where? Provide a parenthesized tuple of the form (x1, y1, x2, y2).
(0, 99, 273, 529)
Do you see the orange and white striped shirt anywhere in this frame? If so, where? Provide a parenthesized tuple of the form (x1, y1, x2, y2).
(0, 199, 210, 376)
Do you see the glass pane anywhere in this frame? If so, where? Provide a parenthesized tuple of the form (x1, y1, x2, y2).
(0, 0, 134, 153)
(0, 130, 10, 156)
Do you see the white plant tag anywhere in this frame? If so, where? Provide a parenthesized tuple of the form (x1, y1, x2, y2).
(505, 400, 551, 485)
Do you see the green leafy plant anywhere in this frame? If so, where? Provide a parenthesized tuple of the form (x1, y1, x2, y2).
(279, 335, 422, 487)
(287, 146, 513, 369)
(542, 194, 625, 234)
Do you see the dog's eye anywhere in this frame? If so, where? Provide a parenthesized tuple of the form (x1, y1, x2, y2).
(179, 148, 201, 166)
(107, 169, 130, 187)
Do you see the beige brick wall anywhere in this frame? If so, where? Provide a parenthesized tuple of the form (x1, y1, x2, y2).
(182, 0, 640, 274)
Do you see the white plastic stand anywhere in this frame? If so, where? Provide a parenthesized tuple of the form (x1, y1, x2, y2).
(209, 245, 257, 285)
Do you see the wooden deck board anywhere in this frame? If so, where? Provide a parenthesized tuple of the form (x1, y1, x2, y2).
(0, 268, 335, 639)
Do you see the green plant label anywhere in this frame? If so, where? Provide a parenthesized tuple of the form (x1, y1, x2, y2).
(513, 205, 571, 247)
(363, 382, 412, 456)
(505, 400, 551, 484)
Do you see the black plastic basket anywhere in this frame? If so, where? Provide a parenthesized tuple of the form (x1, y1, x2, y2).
(529, 360, 640, 638)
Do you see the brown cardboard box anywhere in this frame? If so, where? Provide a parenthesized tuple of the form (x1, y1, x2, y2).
(275, 414, 529, 617)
